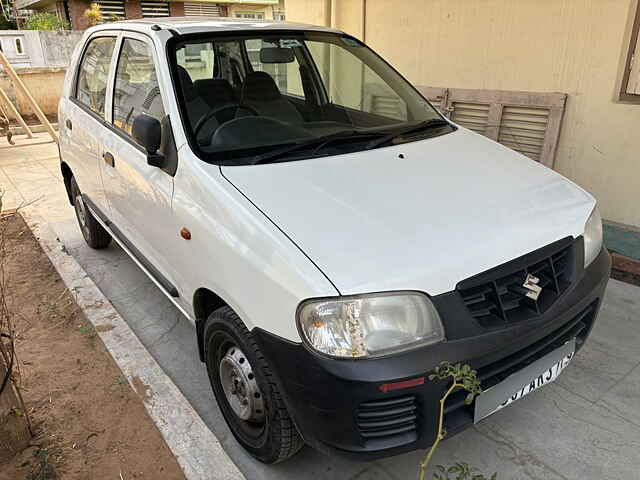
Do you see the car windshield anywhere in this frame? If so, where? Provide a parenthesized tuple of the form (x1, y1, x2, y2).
(171, 32, 452, 165)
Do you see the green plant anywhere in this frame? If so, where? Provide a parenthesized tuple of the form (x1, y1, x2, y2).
(23, 12, 69, 30)
(0, 15, 16, 30)
(418, 362, 495, 480)
(84, 3, 103, 27)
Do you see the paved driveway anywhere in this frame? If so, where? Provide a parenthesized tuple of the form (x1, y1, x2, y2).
(3, 137, 640, 479)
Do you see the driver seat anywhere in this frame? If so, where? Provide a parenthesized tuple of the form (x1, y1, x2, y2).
(177, 66, 218, 144)
(239, 71, 303, 124)
(195, 78, 237, 124)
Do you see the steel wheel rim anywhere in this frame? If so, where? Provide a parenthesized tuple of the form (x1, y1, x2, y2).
(219, 346, 265, 423)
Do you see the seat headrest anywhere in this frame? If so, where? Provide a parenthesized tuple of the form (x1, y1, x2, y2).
(195, 78, 236, 106)
(242, 71, 281, 102)
(177, 65, 198, 102)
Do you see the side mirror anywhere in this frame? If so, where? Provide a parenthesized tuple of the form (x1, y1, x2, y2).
(132, 114, 165, 168)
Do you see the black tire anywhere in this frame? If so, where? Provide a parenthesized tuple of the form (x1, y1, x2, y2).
(70, 177, 111, 249)
(204, 306, 304, 463)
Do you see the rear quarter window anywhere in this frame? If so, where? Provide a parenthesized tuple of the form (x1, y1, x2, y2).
(75, 36, 117, 117)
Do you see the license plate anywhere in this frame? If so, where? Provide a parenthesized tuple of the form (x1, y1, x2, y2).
(474, 338, 575, 423)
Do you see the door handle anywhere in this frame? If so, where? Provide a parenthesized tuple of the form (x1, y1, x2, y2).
(65, 119, 72, 130)
(103, 152, 115, 168)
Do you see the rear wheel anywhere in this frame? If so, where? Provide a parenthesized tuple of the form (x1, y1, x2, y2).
(204, 306, 304, 463)
(70, 177, 111, 249)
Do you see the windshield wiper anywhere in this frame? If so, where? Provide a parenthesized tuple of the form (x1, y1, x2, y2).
(364, 118, 452, 150)
(251, 130, 385, 165)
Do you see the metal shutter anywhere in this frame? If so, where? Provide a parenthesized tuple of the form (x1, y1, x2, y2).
(96, 0, 125, 19)
(141, 1, 169, 17)
(184, 2, 220, 16)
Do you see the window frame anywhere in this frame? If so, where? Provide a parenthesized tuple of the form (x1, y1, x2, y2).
(111, 33, 167, 139)
(14, 38, 24, 56)
(620, 2, 640, 102)
(234, 12, 264, 19)
(72, 33, 120, 121)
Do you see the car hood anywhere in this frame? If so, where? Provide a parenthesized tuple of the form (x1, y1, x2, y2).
(221, 129, 595, 296)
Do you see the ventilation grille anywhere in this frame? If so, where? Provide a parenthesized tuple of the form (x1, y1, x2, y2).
(356, 396, 418, 441)
(498, 106, 549, 161)
(459, 243, 574, 327)
(141, 0, 169, 17)
(450, 102, 490, 135)
(371, 95, 406, 120)
(96, 0, 124, 19)
(184, 2, 221, 16)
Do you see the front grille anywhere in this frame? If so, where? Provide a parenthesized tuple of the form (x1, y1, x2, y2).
(443, 300, 597, 436)
(458, 240, 575, 327)
(356, 395, 418, 442)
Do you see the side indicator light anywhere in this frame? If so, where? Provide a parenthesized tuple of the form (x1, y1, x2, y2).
(378, 377, 425, 393)
(180, 228, 191, 240)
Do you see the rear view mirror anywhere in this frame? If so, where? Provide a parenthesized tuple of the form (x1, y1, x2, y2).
(132, 114, 166, 168)
(260, 47, 294, 64)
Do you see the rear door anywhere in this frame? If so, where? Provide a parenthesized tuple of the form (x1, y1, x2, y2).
(63, 34, 118, 213)
(99, 32, 178, 296)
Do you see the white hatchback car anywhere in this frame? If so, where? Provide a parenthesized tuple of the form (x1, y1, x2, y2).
(59, 18, 610, 463)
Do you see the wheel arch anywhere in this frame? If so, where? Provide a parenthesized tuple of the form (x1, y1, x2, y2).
(193, 287, 231, 362)
(60, 161, 74, 205)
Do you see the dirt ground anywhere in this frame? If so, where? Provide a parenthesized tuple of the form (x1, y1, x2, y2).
(0, 213, 185, 480)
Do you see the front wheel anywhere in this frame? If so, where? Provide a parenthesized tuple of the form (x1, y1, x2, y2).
(204, 307, 303, 463)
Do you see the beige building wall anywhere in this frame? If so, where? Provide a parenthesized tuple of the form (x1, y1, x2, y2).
(287, 0, 640, 228)
(0, 67, 65, 118)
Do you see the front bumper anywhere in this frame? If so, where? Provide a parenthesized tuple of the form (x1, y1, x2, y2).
(253, 246, 611, 460)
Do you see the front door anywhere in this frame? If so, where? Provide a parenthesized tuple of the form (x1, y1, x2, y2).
(100, 33, 178, 295)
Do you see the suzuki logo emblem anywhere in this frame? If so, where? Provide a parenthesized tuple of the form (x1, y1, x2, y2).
(523, 274, 542, 301)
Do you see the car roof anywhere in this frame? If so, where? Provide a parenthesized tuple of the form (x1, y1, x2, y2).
(89, 16, 343, 36)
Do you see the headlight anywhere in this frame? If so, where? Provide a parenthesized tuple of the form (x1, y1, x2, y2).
(584, 206, 603, 267)
(297, 292, 444, 359)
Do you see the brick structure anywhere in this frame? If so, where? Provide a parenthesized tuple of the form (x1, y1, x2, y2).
(64, 0, 232, 30)
(169, 1, 184, 17)
(124, 0, 142, 20)
(68, 0, 91, 30)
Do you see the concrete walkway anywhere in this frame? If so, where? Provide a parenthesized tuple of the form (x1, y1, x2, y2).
(2, 135, 640, 479)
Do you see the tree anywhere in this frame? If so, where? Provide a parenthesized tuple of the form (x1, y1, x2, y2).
(23, 12, 69, 30)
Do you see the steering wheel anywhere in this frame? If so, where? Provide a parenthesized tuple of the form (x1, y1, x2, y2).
(194, 103, 260, 140)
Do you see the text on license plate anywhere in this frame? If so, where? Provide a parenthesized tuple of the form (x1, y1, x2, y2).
(474, 339, 575, 423)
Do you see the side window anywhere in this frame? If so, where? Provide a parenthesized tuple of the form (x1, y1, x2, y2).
(176, 41, 216, 81)
(113, 38, 165, 137)
(75, 37, 117, 116)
